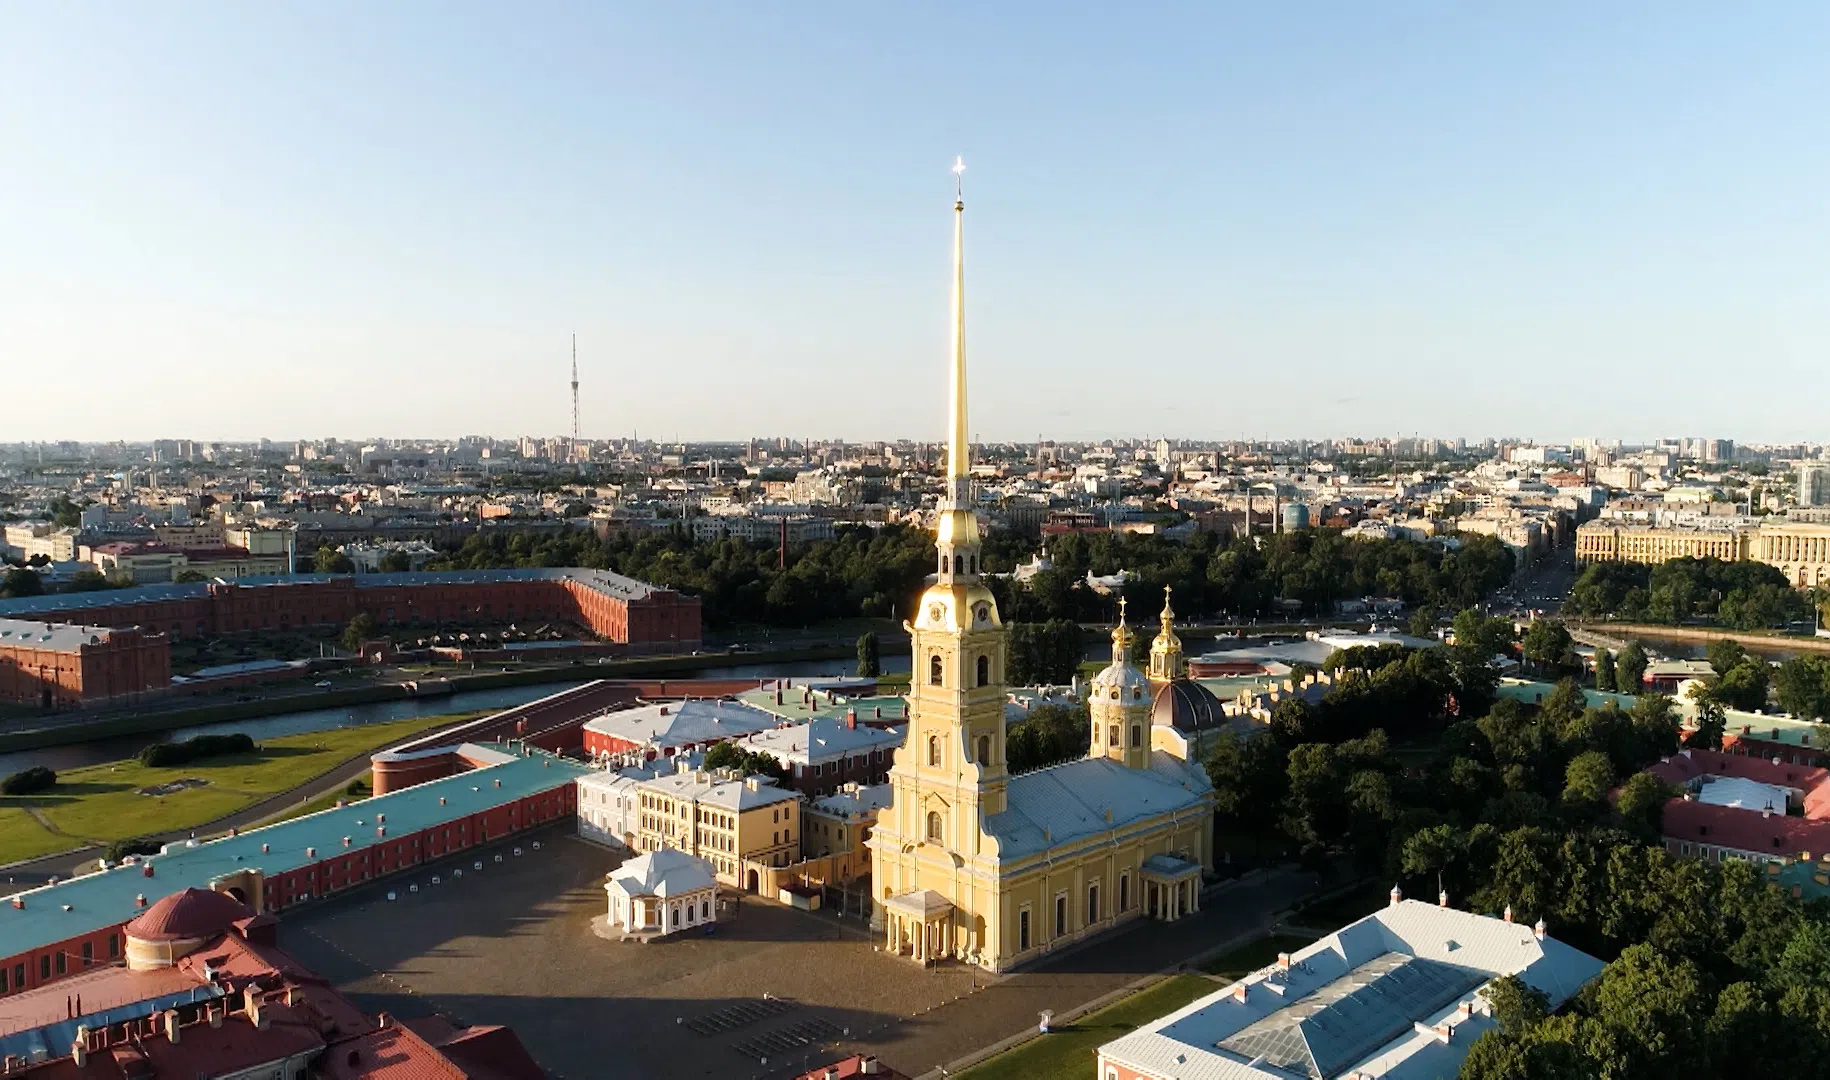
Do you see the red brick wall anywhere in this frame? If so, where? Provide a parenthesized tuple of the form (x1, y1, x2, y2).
(1095, 1056, 1166, 1080)
(16, 576, 700, 650)
(0, 920, 129, 996)
(0, 783, 579, 997)
(370, 755, 463, 795)
(259, 783, 578, 913)
(0, 627, 168, 706)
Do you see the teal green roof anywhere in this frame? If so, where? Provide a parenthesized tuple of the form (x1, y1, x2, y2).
(0, 746, 587, 962)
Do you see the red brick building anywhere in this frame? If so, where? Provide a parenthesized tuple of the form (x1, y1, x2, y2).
(0, 887, 544, 1079)
(0, 569, 700, 709)
(0, 569, 699, 649)
(0, 618, 169, 707)
(0, 751, 584, 999)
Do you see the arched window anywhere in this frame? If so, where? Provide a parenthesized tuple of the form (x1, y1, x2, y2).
(929, 654, 943, 686)
(926, 810, 943, 841)
(928, 735, 941, 767)
(1108, 724, 1120, 748)
(954, 554, 963, 575)
(976, 655, 990, 687)
(1132, 686, 1142, 700)
(977, 734, 991, 766)
(1130, 724, 1142, 748)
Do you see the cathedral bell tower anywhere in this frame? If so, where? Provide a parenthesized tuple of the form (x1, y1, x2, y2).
(1147, 586, 1185, 683)
(891, 157, 1009, 860)
(1089, 600, 1152, 769)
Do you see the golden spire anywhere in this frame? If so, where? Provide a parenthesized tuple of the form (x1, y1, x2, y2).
(947, 155, 968, 489)
(1111, 596, 1134, 662)
(929, 157, 984, 586)
(1150, 585, 1184, 681)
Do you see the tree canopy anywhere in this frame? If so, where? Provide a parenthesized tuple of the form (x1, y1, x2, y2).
(1566, 557, 1811, 629)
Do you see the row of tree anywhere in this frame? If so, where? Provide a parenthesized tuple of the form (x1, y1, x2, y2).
(1200, 635, 1830, 1078)
(1565, 556, 1815, 629)
(991, 528, 1517, 624)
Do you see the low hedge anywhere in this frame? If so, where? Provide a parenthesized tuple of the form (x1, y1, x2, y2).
(0, 767, 55, 796)
(136, 733, 257, 768)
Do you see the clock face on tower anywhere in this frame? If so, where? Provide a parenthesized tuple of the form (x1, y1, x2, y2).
(928, 602, 947, 624)
(973, 602, 990, 626)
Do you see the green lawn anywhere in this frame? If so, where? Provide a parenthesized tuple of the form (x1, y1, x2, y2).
(1198, 933, 1319, 980)
(955, 974, 1217, 1080)
(1289, 880, 1389, 929)
(257, 771, 373, 826)
(0, 807, 87, 865)
(0, 713, 481, 865)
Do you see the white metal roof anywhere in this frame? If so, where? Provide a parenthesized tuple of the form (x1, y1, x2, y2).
(1099, 900, 1604, 1080)
(583, 699, 782, 752)
(605, 847, 716, 900)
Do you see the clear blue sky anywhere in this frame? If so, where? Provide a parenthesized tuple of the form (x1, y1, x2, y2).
(3, 3, 1826, 445)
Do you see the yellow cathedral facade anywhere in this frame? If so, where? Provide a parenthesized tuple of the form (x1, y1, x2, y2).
(867, 165, 1215, 972)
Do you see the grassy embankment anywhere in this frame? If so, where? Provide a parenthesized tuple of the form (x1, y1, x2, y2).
(0, 713, 481, 865)
(953, 973, 1217, 1080)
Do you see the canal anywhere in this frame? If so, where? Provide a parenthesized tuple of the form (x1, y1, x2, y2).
(0, 655, 910, 777)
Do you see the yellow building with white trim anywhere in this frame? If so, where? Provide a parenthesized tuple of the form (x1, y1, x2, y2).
(867, 169, 1214, 973)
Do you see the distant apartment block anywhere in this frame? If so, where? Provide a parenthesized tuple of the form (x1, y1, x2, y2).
(1575, 520, 1752, 565)
(1576, 519, 1830, 588)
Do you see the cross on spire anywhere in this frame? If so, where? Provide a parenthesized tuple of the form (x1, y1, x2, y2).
(953, 156, 965, 202)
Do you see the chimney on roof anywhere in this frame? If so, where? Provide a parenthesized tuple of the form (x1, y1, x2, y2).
(163, 1010, 180, 1045)
(846, 708, 856, 730)
(1764, 806, 1775, 819)
(1389, 884, 1402, 907)
(1439, 889, 1449, 908)
(1503, 905, 1514, 923)
(1534, 918, 1547, 941)
(1276, 952, 1291, 972)
(1232, 982, 1248, 1002)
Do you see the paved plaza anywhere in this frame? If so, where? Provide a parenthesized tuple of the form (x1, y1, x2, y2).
(277, 827, 1320, 1080)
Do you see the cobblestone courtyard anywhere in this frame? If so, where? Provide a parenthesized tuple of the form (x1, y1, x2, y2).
(278, 828, 1318, 1079)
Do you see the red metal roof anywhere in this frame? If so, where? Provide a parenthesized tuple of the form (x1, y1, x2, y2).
(1662, 798, 1830, 859)
(124, 887, 254, 942)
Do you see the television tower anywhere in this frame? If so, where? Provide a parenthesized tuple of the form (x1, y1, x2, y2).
(570, 334, 580, 450)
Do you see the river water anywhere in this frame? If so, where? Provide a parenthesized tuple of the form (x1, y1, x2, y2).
(0, 655, 912, 777)
(1614, 631, 1819, 664)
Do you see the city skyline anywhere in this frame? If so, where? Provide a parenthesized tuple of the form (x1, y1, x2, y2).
(5, 5, 1828, 444)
